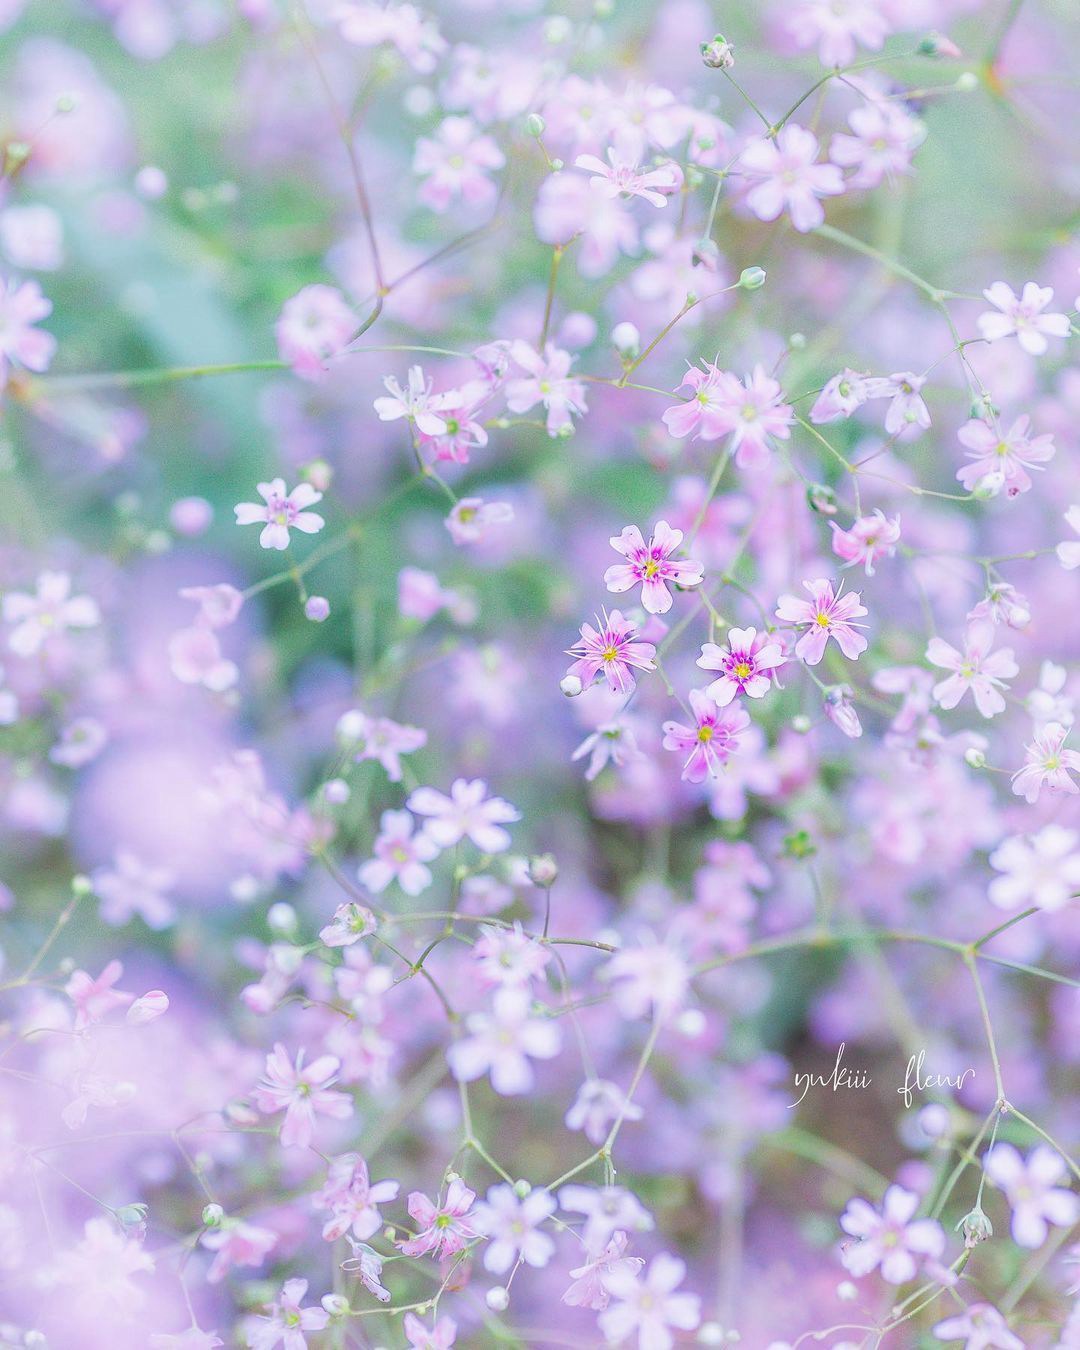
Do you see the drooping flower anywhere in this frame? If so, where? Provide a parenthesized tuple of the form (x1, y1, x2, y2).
(252, 1043, 354, 1149)
(810, 367, 870, 423)
(472, 1182, 556, 1273)
(246, 1278, 329, 1350)
(955, 416, 1055, 498)
(864, 371, 931, 435)
(562, 1231, 644, 1311)
(565, 610, 657, 695)
(3, 570, 100, 657)
(739, 123, 844, 232)
(234, 479, 325, 551)
(830, 510, 901, 575)
(1012, 721, 1080, 802)
(697, 626, 784, 704)
(274, 284, 358, 381)
(407, 778, 520, 852)
(597, 1252, 701, 1350)
(319, 902, 377, 948)
(603, 520, 704, 615)
(839, 1184, 945, 1283)
(983, 1144, 1080, 1248)
(447, 987, 561, 1095)
(0, 275, 56, 385)
(932, 1303, 1023, 1350)
(504, 341, 588, 436)
(977, 281, 1070, 356)
(988, 825, 1080, 912)
(341, 1238, 390, 1302)
(926, 622, 1018, 718)
(662, 690, 749, 783)
(358, 809, 440, 896)
(414, 116, 505, 213)
(396, 1178, 477, 1259)
(774, 578, 868, 665)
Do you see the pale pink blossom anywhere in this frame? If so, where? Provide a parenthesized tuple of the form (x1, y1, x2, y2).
(563, 1231, 643, 1311)
(830, 510, 901, 575)
(404, 1314, 458, 1349)
(179, 583, 244, 628)
(407, 778, 520, 852)
(865, 371, 931, 435)
(839, 1184, 945, 1283)
(374, 365, 452, 436)
(0, 275, 56, 384)
(1012, 722, 1080, 802)
(200, 1220, 277, 1284)
(1056, 506, 1080, 569)
(49, 715, 107, 766)
(600, 940, 690, 1019)
(984, 1144, 1080, 1248)
(445, 496, 514, 545)
(65, 959, 134, 1029)
(955, 416, 1055, 497)
(926, 622, 1018, 718)
(0, 203, 63, 271)
(52, 1216, 154, 1315)
(932, 1304, 1023, 1350)
(977, 281, 1070, 357)
(93, 850, 175, 929)
(575, 133, 682, 208)
(253, 1043, 354, 1148)
(339, 710, 427, 781)
(447, 987, 560, 1094)
(969, 582, 1030, 631)
(319, 902, 377, 947)
(697, 626, 785, 703)
(341, 1238, 391, 1301)
(830, 100, 924, 189)
(740, 123, 844, 232)
(810, 367, 870, 423)
(473, 921, 551, 987)
(414, 116, 504, 213)
(275, 284, 357, 381)
(417, 382, 489, 463)
(505, 340, 587, 436)
(604, 520, 704, 614)
(559, 1184, 654, 1249)
(661, 361, 732, 441)
(3, 570, 100, 657)
(565, 1079, 643, 1146)
(775, 578, 868, 665)
(662, 690, 749, 783)
(988, 825, 1080, 913)
(234, 478, 325, 551)
(565, 609, 657, 694)
(473, 1182, 555, 1273)
(358, 809, 440, 896)
(786, 0, 892, 67)
(314, 1153, 399, 1242)
(334, 1, 445, 73)
(598, 1252, 701, 1350)
(396, 1178, 477, 1258)
(169, 626, 238, 692)
(247, 1278, 329, 1350)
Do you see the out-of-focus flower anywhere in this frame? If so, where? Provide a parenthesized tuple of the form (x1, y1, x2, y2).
(839, 1184, 945, 1283)
(0, 275, 55, 384)
(983, 1144, 1080, 1248)
(358, 809, 440, 895)
(201, 1220, 277, 1284)
(314, 1153, 399, 1242)
(505, 341, 587, 437)
(784, 0, 892, 66)
(445, 496, 514, 545)
(3, 571, 100, 657)
(414, 116, 504, 213)
(472, 1182, 555, 1273)
(597, 1252, 701, 1349)
(246, 1278, 329, 1350)
(93, 850, 176, 929)
(740, 124, 844, 232)
(932, 1304, 1022, 1350)
(830, 510, 901, 575)
(407, 778, 520, 852)
(275, 285, 358, 381)
(988, 825, 1080, 912)
(403, 1314, 458, 1349)
(334, 1, 446, 73)
(447, 987, 560, 1094)
(977, 282, 1069, 356)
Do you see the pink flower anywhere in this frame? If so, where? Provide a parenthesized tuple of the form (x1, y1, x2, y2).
(597, 1252, 701, 1350)
(414, 116, 504, 213)
(575, 133, 681, 208)
(983, 1144, 1080, 1248)
(358, 809, 440, 896)
(333, 1, 445, 73)
(565, 1080, 643, 1146)
(662, 690, 750, 783)
(253, 1043, 354, 1149)
(932, 1304, 1023, 1350)
(447, 987, 561, 1094)
(661, 363, 792, 462)
(169, 626, 238, 692)
(93, 850, 175, 929)
(839, 1184, 945, 1283)
(559, 1185, 654, 1250)
(404, 1314, 458, 1349)
(396, 1177, 477, 1259)
(968, 582, 1030, 630)
(0, 275, 56, 384)
(977, 281, 1070, 356)
(740, 123, 844, 232)
(830, 100, 924, 189)
(234, 478, 325, 551)
(374, 365, 453, 436)
(697, 626, 785, 703)
(565, 609, 657, 694)
(573, 714, 644, 781)
(314, 1153, 400, 1242)
(600, 941, 690, 1019)
(865, 371, 930, 435)
(200, 1219, 277, 1284)
(603, 520, 704, 615)
(342, 1238, 391, 1301)
(1012, 721, 1080, 802)
(775, 578, 868, 665)
(319, 902, 377, 947)
(52, 1216, 154, 1316)
(563, 1231, 644, 1311)
(416, 382, 489, 463)
(473, 1182, 556, 1273)
(988, 825, 1080, 912)
(473, 921, 551, 987)
(830, 510, 901, 575)
(823, 684, 862, 739)
(339, 710, 427, 782)
(179, 583, 244, 628)
(3, 570, 100, 657)
(445, 496, 514, 545)
(247, 1278, 329, 1350)
(1056, 505, 1080, 569)
(955, 416, 1055, 497)
(810, 367, 870, 423)
(407, 778, 520, 852)
(661, 362, 734, 441)
(65, 959, 134, 1029)
(785, 0, 892, 67)
(926, 622, 1018, 718)
(505, 340, 587, 436)
(274, 284, 357, 381)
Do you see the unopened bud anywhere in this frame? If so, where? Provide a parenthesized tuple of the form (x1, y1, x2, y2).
(700, 34, 735, 69)
(955, 71, 979, 92)
(806, 483, 838, 516)
(305, 595, 331, 622)
(202, 1203, 225, 1227)
(972, 470, 1005, 500)
(738, 265, 766, 290)
(525, 113, 546, 138)
(115, 1203, 148, 1228)
(611, 322, 640, 358)
(71, 873, 93, 897)
(267, 902, 297, 935)
(956, 1205, 993, 1248)
(560, 674, 583, 697)
(964, 746, 986, 769)
(528, 853, 558, 887)
(126, 990, 169, 1025)
(791, 714, 812, 734)
(486, 1286, 510, 1311)
(322, 1293, 350, 1316)
(918, 31, 962, 58)
(302, 458, 333, 492)
(55, 92, 78, 114)
(692, 238, 721, 271)
(3, 141, 30, 176)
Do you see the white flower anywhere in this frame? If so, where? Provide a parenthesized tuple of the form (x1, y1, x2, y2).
(977, 281, 1070, 356)
(988, 825, 1080, 912)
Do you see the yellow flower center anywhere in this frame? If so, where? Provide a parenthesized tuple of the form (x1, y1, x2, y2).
(734, 661, 751, 679)
(815, 612, 830, 627)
